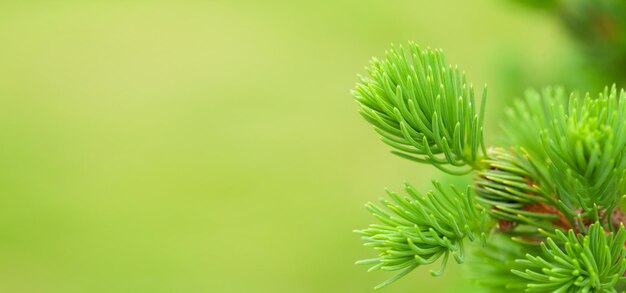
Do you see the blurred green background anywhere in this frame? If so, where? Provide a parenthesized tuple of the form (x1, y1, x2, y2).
(0, 1, 587, 292)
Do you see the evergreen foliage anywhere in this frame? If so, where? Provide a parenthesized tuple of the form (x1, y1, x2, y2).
(352, 43, 626, 292)
(355, 182, 486, 289)
(512, 222, 626, 292)
(352, 43, 487, 174)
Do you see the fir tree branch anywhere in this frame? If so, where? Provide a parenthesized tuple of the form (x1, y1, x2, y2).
(353, 42, 626, 292)
(353, 43, 487, 174)
(512, 222, 626, 292)
(503, 86, 626, 216)
(355, 181, 486, 289)
(475, 147, 573, 236)
(542, 86, 626, 213)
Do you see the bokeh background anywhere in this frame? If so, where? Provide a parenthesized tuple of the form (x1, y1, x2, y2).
(0, 0, 606, 292)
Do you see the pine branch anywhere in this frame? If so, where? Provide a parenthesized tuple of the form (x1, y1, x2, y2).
(474, 147, 572, 236)
(352, 42, 626, 291)
(352, 43, 487, 174)
(543, 86, 626, 213)
(512, 222, 626, 292)
(355, 181, 486, 289)
(503, 86, 626, 215)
